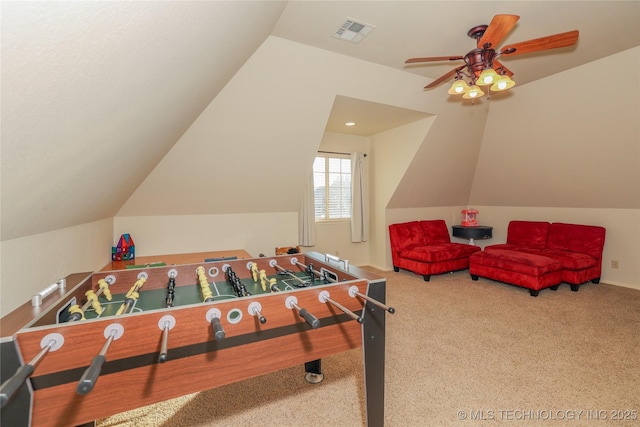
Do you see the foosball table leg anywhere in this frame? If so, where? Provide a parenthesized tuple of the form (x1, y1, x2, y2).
(304, 359, 324, 384)
(362, 280, 386, 427)
(0, 340, 30, 427)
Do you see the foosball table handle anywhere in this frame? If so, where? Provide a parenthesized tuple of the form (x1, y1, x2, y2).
(210, 317, 225, 340)
(298, 308, 320, 329)
(77, 324, 123, 395)
(283, 295, 320, 329)
(1, 333, 63, 407)
(76, 354, 106, 395)
(0, 365, 34, 408)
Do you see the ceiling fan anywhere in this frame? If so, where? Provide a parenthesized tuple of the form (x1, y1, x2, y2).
(405, 14, 579, 99)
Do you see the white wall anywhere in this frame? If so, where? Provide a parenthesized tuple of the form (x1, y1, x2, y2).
(117, 36, 434, 218)
(369, 117, 437, 269)
(312, 221, 370, 266)
(114, 213, 298, 260)
(471, 47, 639, 209)
(1, 1, 285, 241)
(1, 218, 113, 315)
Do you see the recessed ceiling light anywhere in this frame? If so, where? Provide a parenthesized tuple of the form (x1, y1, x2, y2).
(345, 122, 356, 127)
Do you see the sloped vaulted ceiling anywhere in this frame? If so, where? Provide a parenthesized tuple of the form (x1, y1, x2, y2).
(2, 1, 638, 241)
(0, 1, 287, 241)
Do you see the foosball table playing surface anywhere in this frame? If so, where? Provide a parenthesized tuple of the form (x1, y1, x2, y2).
(0, 251, 391, 427)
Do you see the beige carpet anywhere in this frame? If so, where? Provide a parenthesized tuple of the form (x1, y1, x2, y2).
(98, 269, 640, 426)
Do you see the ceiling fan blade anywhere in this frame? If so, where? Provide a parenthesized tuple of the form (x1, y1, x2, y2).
(405, 56, 464, 64)
(500, 30, 579, 56)
(424, 65, 466, 89)
(493, 59, 514, 77)
(478, 14, 520, 48)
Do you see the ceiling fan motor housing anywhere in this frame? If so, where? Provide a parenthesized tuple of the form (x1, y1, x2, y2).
(464, 48, 497, 77)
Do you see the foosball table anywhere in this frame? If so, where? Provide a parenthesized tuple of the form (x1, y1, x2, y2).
(0, 251, 392, 427)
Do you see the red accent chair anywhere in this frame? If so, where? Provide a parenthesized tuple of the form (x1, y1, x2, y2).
(389, 220, 481, 281)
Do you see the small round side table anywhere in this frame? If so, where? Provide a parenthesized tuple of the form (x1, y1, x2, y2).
(452, 225, 493, 245)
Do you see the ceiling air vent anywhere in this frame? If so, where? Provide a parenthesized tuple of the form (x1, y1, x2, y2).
(333, 18, 375, 43)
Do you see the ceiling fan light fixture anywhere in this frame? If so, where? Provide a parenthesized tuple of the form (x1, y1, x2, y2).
(448, 79, 470, 95)
(405, 14, 579, 103)
(478, 68, 500, 85)
(463, 85, 485, 99)
(490, 75, 516, 91)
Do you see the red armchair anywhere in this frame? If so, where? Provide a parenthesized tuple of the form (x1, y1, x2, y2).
(389, 220, 481, 281)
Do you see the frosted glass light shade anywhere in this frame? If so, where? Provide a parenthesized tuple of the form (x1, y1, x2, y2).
(490, 75, 516, 91)
(448, 79, 470, 95)
(462, 85, 485, 99)
(478, 68, 499, 85)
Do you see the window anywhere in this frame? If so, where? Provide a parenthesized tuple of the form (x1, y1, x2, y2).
(313, 154, 351, 221)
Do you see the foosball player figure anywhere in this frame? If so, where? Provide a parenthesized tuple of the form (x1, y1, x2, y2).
(85, 290, 103, 315)
(259, 269, 268, 291)
(67, 304, 85, 321)
(306, 263, 315, 281)
(251, 262, 259, 282)
(165, 276, 176, 307)
(234, 276, 250, 297)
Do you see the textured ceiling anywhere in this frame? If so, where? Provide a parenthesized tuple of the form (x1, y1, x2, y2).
(324, 96, 433, 136)
(273, 1, 639, 88)
(273, 1, 639, 136)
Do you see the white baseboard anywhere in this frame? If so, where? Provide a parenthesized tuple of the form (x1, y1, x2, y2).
(600, 280, 640, 291)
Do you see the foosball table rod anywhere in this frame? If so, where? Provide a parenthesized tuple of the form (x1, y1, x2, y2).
(82, 278, 114, 315)
(157, 315, 176, 363)
(348, 285, 395, 314)
(292, 260, 335, 283)
(67, 277, 115, 322)
(248, 301, 267, 324)
(318, 290, 363, 324)
(0, 333, 64, 408)
(269, 260, 311, 286)
(116, 276, 146, 315)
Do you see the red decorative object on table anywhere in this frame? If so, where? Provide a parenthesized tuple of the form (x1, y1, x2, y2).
(461, 209, 478, 226)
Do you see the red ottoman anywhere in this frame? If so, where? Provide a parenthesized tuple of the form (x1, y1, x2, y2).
(469, 249, 562, 297)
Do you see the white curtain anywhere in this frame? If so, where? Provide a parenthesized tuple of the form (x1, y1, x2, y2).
(299, 172, 316, 246)
(351, 152, 368, 243)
